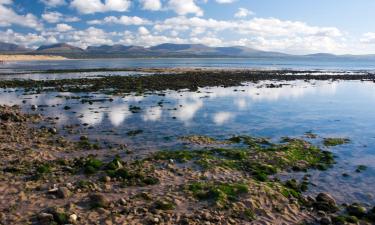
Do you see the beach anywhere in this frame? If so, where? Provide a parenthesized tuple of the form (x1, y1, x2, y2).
(0, 55, 66, 62)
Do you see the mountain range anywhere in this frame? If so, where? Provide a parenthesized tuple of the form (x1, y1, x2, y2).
(0, 42, 374, 59)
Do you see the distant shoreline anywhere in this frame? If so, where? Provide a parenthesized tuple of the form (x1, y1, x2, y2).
(0, 55, 66, 61)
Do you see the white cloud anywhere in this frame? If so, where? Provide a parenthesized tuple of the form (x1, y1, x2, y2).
(139, 0, 162, 11)
(216, 0, 235, 3)
(153, 16, 344, 53)
(88, 16, 150, 26)
(70, 0, 131, 14)
(42, 11, 61, 23)
(56, 23, 74, 32)
(360, 32, 375, 44)
(234, 8, 253, 18)
(0, 29, 46, 48)
(0, 1, 43, 30)
(42, 11, 80, 23)
(119, 29, 186, 47)
(40, 0, 66, 7)
(138, 26, 150, 35)
(167, 0, 203, 16)
(65, 27, 114, 48)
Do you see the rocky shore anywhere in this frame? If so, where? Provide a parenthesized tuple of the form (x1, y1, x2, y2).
(1, 105, 374, 225)
(0, 69, 374, 95)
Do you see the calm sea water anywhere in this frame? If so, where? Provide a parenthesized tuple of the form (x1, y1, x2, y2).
(1, 57, 375, 74)
(1, 80, 375, 204)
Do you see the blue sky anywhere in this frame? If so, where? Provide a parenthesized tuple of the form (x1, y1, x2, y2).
(1, 0, 375, 54)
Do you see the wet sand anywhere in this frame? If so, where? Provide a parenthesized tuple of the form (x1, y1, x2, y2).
(1, 105, 374, 224)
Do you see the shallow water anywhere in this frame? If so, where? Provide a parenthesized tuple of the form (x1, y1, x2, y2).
(1, 57, 375, 74)
(1, 80, 375, 204)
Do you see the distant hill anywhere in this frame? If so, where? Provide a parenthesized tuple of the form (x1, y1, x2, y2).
(0, 42, 30, 53)
(2, 42, 375, 59)
(36, 43, 85, 54)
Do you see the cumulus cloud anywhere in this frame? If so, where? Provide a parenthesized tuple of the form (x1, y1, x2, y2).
(55, 23, 74, 32)
(360, 32, 375, 44)
(40, 0, 66, 7)
(88, 16, 150, 26)
(0, 1, 43, 30)
(216, 0, 236, 3)
(139, 0, 162, 11)
(153, 16, 344, 53)
(0, 29, 46, 48)
(167, 0, 203, 16)
(70, 0, 131, 14)
(42, 11, 80, 23)
(234, 8, 254, 18)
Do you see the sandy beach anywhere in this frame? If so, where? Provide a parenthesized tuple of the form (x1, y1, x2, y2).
(0, 55, 66, 61)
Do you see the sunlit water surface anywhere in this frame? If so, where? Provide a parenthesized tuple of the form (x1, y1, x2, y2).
(1, 80, 375, 204)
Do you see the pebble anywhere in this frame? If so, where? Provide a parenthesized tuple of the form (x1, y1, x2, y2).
(69, 214, 78, 223)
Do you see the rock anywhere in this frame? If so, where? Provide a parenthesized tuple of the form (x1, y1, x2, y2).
(38, 213, 54, 225)
(89, 194, 110, 209)
(319, 217, 331, 225)
(316, 193, 336, 205)
(103, 176, 111, 183)
(69, 214, 78, 223)
(153, 217, 160, 223)
(317, 211, 326, 217)
(367, 206, 375, 221)
(119, 198, 127, 205)
(346, 203, 367, 218)
(31, 105, 38, 110)
(48, 127, 57, 134)
(314, 193, 338, 213)
(56, 187, 71, 199)
(80, 135, 88, 141)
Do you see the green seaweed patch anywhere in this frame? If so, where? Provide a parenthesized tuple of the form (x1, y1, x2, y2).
(323, 138, 350, 146)
(355, 165, 368, 173)
(152, 137, 335, 182)
(126, 129, 143, 137)
(180, 135, 219, 145)
(104, 157, 159, 186)
(76, 139, 100, 150)
(187, 182, 249, 208)
(228, 135, 272, 148)
(304, 131, 318, 139)
(154, 199, 175, 210)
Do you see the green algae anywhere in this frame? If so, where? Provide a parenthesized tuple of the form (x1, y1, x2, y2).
(152, 137, 335, 182)
(187, 182, 249, 207)
(323, 138, 350, 146)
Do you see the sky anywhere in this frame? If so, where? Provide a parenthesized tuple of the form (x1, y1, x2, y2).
(1, 0, 375, 54)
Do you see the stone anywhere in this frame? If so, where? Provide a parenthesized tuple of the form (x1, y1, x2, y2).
(48, 127, 57, 134)
(56, 187, 72, 199)
(314, 193, 338, 213)
(31, 105, 38, 110)
(319, 217, 331, 225)
(346, 203, 367, 218)
(69, 214, 78, 223)
(316, 193, 336, 206)
(38, 213, 54, 225)
(89, 194, 110, 209)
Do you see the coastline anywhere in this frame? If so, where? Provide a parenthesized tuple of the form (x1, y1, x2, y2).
(0, 55, 66, 61)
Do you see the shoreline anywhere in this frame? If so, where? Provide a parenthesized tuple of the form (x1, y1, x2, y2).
(1, 105, 373, 224)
